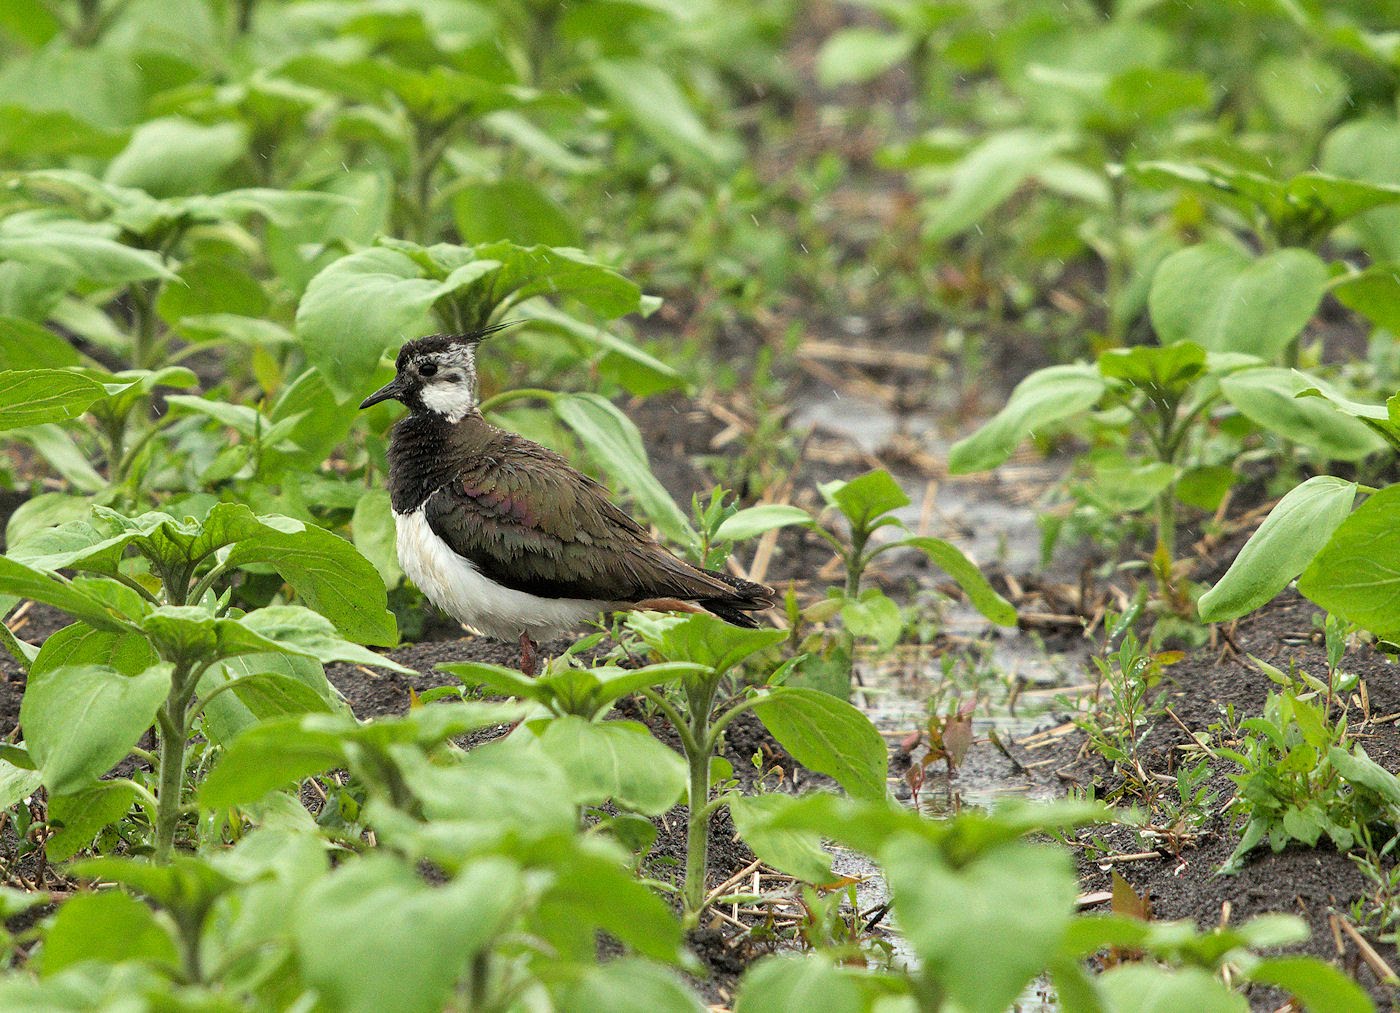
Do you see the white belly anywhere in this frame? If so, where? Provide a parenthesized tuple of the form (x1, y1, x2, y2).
(394, 507, 611, 642)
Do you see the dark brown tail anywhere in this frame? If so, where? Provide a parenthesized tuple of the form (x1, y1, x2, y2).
(699, 570, 777, 628)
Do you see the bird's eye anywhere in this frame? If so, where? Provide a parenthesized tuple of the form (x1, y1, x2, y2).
(419, 362, 438, 378)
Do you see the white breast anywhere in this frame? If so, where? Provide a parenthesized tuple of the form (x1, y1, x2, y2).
(394, 506, 612, 642)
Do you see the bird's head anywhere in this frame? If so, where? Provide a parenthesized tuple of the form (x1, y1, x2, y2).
(358, 323, 513, 420)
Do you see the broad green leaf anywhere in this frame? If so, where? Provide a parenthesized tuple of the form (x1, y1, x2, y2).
(0, 318, 79, 371)
(752, 687, 887, 801)
(1328, 745, 1400, 806)
(296, 246, 444, 399)
(1149, 243, 1327, 358)
(1331, 265, 1400, 334)
(199, 716, 346, 809)
(714, 505, 812, 542)
(527, 839, 686, 963)
(0, 46, 140, 130)
(1248, 956, 1373, 1013)
(45, 780, 139, 861)
(225, 521, 398, 645)
(226, 607, 411, 672)
(512, 302, 680, 398)
(553, 392, 694, 544)
(1299, 483, 1400, 636)
(454, 179, 579, 247)
(728, 794, 834, 883)
(537, 717, 686, 815)
(821, 469, 909, 528)
(949, 364, 1106, 473)
(735, 955, 869, 1013)
(1175, 465, 1236, 512)
(1221, 368, 1384, 460)
(0, 370, 107, 430)
(1075, 456, 1178, 513)
(0, 556, 138, 631)
(1255, 53, 1346, 133)
(816, 28, 914, 87)
(68, 855, 236, 921)
(1098, 342, 1206, 393)
(631, 611, 783, 674)
(558, 960, 704, 1013)
(0, 757, 40, 811)
(1098, 965, 1246, 1012)
(352, 488, 403, 587)
(897, 536, 1017, 626)
(840, 588, 904, 652)
(295, 855, 521, 1013)
(104, 117, 247, 198)
(38, 891, 178, 977)
(1199, 476, 1356, 622)
(592, 59, 740, 171)
(1321, 118, 1400, 261)
(22, 663, 171, 795)
(884, 836, 1076, 1013)
(0, 213, 176, 286)
(921, 129, 1067, 242)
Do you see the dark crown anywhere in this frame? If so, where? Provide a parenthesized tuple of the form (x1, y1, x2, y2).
(395, 322, 516, 369)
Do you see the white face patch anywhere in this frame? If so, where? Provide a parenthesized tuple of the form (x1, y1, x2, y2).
(418, 376, 477, 422)
(413, 346, 479, 422)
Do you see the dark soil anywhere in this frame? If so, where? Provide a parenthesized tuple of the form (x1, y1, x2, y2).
(1016, 588, 1400, 1007)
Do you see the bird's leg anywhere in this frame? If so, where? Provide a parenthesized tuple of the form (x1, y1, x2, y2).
(519, 633, 538, 677)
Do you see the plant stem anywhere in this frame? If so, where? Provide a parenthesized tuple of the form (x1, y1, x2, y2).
(681, 677, 720, 916)
(153, 661, 197, 862)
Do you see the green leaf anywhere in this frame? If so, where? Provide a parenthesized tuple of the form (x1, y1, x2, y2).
(512, 302, 680, 398)
(1098, 342, 1207, 394)
(225, 520, 398, 646)
(897, 536, 1017, 626)
(45, 780, 138, 861)
(453, 179, 579, 247)
(1098, 965, 1247, 1012)
(922, 129, 1067, 242)
(728, 794, 834, 883)
(1299, 484, 1400, 636)
(229, 607, 412, 672)
(884, 836, 1076, 1013)
(557, 960, 704, 1013)
(1199, 476, 1356, 623)
(537, 717, 685, 815)
(752, 687, 887, 801)
(1331, 265, 1400, 334)
(1248, 956, 1374, 1013)
(1328, 744, 1400, 805)
(1321, 118, 1400, 261)
(1221, 368, 1384, 460)
(821, 469, 909, 528)
(735, 955, 870, 1013)
(714, 505, 812, 542)
(631, 611, 783, 674)
(296, 247, 444, 400)
(38, 891, 178, 977)
(104, 117, 247, 198)
(1149, 243, 1327, 358)
(351, 488, 403, 588)
(591, 59, 740, 171)
(949, 364, 1106, 473)
(22, 663, 170, 795)
(0, 318, 79, 371)
(553, 392, 695, 544)
(295, 855, 522, 1013)
(840, 588, 904, 652)
(0, 369, 107, 430)
(1255, 53, 1347, 133)
(816, 28, 915, 87)
(0, 213, 176, 286)
(199, 716, 346, 809)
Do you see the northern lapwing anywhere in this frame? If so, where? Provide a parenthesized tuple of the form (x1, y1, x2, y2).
(359, 327, 777, 675)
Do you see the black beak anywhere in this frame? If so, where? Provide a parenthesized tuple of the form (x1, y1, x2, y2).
(359, 375, 406, 410)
